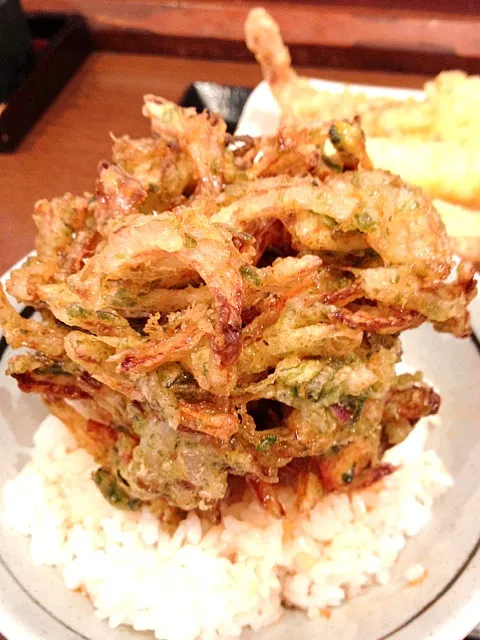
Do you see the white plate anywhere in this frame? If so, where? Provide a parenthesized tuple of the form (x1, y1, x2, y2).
(1, 80, 479, 640)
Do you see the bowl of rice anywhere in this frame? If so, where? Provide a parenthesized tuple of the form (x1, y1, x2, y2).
(1, 10, 480, 638)
(1, 310, 479, 640)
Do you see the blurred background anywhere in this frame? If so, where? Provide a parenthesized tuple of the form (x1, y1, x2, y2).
(0, 0, 479, 269)
(0, 1, 479, 639)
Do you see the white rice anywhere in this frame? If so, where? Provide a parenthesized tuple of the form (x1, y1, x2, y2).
(1, 415, 453, 640)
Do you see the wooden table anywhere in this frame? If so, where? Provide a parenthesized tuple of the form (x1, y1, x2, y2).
(0, 52, 428, 275)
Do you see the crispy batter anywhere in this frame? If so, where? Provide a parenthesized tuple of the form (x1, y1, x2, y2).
(245, 7, 480, 255)
(6, 194, 95, 304)
(233, 119, 371, 179)
(143, 96, 228, 196)
(213, 171, 451, 279)
(0, 285, 66, 356)
(94, 163, 148, 235)
(0, 88, 475, 521)
(38, 283, 137, 338)
(111, 134, 195, 210)
(367, 138, 480, 208)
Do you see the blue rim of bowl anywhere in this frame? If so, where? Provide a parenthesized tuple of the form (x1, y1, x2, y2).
(1, 304, 479, 640)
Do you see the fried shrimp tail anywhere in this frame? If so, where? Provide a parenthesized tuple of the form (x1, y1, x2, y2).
(245, 7, 319, 121)
(245, 8, 294, 86)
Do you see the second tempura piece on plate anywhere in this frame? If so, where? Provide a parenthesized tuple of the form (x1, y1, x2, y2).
(245, 6, 480, 264)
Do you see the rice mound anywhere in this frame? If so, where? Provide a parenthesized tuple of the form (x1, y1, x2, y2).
(1, 415, 452, 640)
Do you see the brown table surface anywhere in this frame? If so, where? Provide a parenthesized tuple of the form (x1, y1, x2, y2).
(0, 52, 430, 277)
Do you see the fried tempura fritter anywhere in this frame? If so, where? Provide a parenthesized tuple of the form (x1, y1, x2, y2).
(0, 94, 475, 522)
(244, 7, 389, 125)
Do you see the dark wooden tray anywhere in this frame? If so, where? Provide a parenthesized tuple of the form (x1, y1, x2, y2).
(0, 14, 92, 152)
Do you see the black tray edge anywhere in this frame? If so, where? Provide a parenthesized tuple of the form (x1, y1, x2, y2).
(0, 14, 92, 152)
(180, 82, 252, 134)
